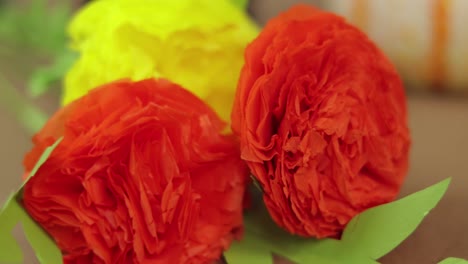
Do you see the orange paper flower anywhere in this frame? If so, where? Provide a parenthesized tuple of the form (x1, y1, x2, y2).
(231, 5, 411, 238)
(22, 79, 248, 263)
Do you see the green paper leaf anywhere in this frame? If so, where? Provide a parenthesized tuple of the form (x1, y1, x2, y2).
(19, 205, 62, 264)
(438, 258, 468, 264)
(341, 178, 451, 259)
(0, 139, 63, 264)
(229, 0, 249, 10)
(224, 231, 272, 264)
(225, 200, 375, 264)
(0, 194, 24, 264)
(225, 188, 364, 264)
(226, 179, 451, 264)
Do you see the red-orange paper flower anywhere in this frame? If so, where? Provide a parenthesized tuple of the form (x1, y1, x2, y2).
(231, 5, 411, 238)
(22, 78, 248, 264)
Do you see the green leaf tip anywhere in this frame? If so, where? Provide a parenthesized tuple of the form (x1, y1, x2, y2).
(21, 209, 63, 264)
(341, 178, 451, 259)
(0, 138, 64, 264)
(0, 195, 24, 264)
(25, 137, 63, 182)
(438, 258, 468, 264)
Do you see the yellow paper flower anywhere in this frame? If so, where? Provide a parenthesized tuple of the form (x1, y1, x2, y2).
(63, 0, 259, 121)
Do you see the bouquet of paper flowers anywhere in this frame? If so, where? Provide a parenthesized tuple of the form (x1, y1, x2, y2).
(0, 1, 465, 264)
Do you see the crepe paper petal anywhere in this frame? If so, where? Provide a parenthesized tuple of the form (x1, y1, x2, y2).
(22, 79, 249, 263)
(232, 5, 410, 239)
(340, 178, 451, 260)
(438, 258, 468, 264)
(27, 50, 77, 97)
(229, 0, 249, 10)
(64, 0, 259, 122)
(0, 194, 24, 264)
(0, 139, 63, 264)
(0, 74, 48, 134)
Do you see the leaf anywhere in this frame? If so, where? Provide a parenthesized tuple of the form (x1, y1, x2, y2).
(27, 50, 78, 97)
(19, 204, 62, 264)
(0, 0, 72, 55)
(0, 139, 63, 264)
(438, 258, 468, 264)
(0, 74, 48, 134)
(224, 231, 273, 264)
(340, 178, 451, 259)
(0, 194, 24, 264)
(226, 179, 451, 264)
(225, 204, 375, 264)
(225, 188, 367, 264)
(230, 0, 249, 10)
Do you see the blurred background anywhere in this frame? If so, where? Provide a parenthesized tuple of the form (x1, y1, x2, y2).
(0, 0, 467, 263)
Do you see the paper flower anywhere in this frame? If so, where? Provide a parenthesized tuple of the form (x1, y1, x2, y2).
(63, 0, 259, 122)
(21, 79, 249, 263)
(231, 5, 411, 238)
